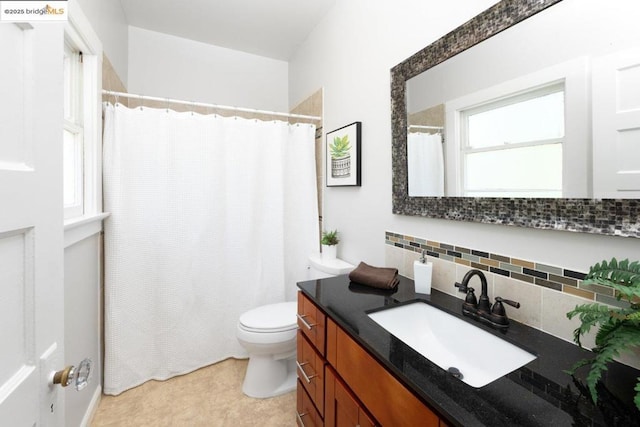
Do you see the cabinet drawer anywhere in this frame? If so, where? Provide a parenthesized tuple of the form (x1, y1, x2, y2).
(327, 319, 441, 427)
(297, 380, 323, 427)
(297, 331, 325, 416)
(297, 292, 326, 355)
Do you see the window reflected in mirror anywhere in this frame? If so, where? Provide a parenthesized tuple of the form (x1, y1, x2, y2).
(462, 84, 564, 197)
(408, 82, 566, 198)
(403, 0, 640, 200)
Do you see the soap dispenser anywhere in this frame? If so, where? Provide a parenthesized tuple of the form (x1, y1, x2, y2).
(413, 250, 433, 295)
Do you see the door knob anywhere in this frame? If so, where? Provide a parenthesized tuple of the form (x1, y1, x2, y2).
(52, 358, 92, 391)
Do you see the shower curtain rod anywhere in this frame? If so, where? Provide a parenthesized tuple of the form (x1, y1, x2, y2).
(102, 90, 322, 121)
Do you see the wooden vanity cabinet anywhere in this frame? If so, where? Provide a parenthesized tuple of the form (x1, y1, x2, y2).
(297, 292, 443, 427)
(325, 366, 376, 427)
(297, 379, 323, 427)
(297, 330, 325, 414)
(326, 318, 440, 427)
(297, 293, 327, 425)
(297, 292, 326, 352)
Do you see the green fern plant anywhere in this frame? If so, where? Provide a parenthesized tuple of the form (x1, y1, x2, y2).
(330, 135, 351, 159)
(566, 258, 640, 410)
(321, 229, 339, 246)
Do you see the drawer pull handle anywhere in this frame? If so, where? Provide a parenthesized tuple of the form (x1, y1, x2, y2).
(295, 411, 307, 426)
(296, 313, 316, 330)
(296, 361, 317, 383)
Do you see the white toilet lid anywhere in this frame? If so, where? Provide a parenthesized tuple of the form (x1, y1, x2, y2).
(239, 301, 297, 333)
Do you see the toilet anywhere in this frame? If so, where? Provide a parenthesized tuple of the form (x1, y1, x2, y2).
(236, 254, 354, 398)
(236, 301, 298, 398)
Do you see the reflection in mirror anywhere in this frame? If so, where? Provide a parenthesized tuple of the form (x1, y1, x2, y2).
(457, 83, 565, 197)
(407, 104, 444, 196)
(391, 0, 640, 237)
(405, 0, 640, 198)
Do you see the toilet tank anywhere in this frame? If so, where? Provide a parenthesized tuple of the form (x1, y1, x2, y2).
(305, 254, 355, 280)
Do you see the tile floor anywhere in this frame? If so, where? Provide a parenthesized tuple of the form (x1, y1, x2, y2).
(91, 359, 296, 426)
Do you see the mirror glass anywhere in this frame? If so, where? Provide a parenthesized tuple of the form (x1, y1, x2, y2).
(391, 0, 640, 238)
(406, 0, 640, 198)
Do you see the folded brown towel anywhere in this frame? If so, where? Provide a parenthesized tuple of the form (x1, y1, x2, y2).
(348, 262, 399, 290)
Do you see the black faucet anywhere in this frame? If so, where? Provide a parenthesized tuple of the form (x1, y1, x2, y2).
(454, 269, 520, 330)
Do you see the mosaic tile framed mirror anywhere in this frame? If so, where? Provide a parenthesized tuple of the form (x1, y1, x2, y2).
(391, 0, 640, 238)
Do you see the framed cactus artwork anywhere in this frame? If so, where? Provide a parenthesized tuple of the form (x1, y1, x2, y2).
(326, 121, 361, 187)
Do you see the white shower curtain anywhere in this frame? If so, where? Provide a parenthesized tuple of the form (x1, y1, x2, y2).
(407, 132, 445, 196)
(102, 103, 319, 395)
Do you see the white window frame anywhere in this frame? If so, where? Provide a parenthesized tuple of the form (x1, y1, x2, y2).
(445, 57, 590, 198)
(63, 1, 108, 247)
(64, 41, 84, 218)
(459, 83, 565, 197)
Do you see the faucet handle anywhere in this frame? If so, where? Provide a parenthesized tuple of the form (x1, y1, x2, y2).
(494, 296, 520, 309)
(454, 282, 467, 293)
(491, 297, 520, 326)
(492, 297, 520, 318)
(464, 287, 478, 306)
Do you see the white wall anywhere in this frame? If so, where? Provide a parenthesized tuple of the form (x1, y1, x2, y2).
(64, 234, 102, 427)
(289, 0, 640, 274)
(75, 0, 128, 85)
(127, 27, 289, 111)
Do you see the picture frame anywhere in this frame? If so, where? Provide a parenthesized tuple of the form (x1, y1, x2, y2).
(326, 121, 362, 187)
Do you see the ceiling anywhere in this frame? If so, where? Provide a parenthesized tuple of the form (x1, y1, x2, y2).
(119, 0, 336, 61)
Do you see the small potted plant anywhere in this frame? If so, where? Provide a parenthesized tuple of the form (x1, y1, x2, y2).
(321, 229, 339, 260)
(566, 257, 640, 410)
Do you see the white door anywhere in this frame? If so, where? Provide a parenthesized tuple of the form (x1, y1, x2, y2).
(0, 21, 66, 426)
(593, 48, 640, 198)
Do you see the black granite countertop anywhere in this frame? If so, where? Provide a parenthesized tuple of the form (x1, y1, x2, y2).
(297, 274, 640, 427)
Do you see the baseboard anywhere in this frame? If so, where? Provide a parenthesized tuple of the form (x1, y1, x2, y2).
(80, 385, 102, 427)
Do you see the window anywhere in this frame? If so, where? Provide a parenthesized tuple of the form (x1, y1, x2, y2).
(460, 83, 565, 197)
(63, 2, 103, 230)
(63, 42, 84, 219)
(62, 2, 107, 246)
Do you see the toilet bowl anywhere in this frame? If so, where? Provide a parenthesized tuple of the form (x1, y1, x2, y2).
(236, 302, 298, 398)
(236, 256, 355, 398)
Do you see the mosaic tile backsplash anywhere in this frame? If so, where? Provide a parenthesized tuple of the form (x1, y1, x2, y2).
(385, 231, 627, 309)
(384, 230, 640, 370)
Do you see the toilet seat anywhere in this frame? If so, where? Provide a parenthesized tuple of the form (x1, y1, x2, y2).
(238, 302, 297, 333)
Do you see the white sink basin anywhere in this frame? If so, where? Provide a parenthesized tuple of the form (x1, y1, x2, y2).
(367, 302, 536, 388)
